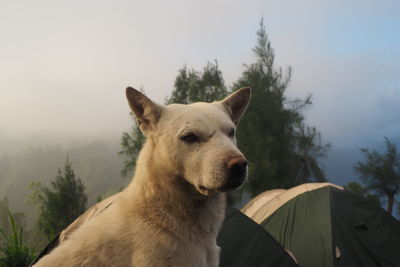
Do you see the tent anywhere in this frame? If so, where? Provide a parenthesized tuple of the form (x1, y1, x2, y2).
(242, 183, 400, 267)
(31, 195, 298, 267)
(218, 208, 298, 266)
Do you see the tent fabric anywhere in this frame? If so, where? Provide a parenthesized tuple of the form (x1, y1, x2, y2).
(330, 187, 400, 267)
(242, 182, 342, 224)
(217, 208, 298, 267)
(31, 196, 298, 267)
(242, 183, 400, 267)
(260, 186, 334, 267)
(241, 189, 285, 218)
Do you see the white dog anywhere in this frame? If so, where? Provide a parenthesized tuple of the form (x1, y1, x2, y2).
(34, 86, 251, 267)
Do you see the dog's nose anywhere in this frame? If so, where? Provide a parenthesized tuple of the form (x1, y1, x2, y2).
(217, 155, 248, 192)
(227, 157, 248, 176)
(226, 156, 247, 186)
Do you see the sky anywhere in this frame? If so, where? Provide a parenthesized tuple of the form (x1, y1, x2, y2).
(1, 0, 399, 150)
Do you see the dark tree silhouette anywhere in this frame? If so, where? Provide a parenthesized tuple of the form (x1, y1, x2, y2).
(294, 124, 331, 183)
(30, 158, 87, 239)
(354, 137, 400, 214)
(343, 181, 381, 207)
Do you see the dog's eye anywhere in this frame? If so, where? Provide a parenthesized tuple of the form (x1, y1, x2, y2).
(228, 128, 235, 137)
(180, 133, 199, 143)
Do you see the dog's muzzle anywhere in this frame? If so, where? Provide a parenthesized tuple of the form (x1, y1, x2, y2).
(217, 156, 247, 192)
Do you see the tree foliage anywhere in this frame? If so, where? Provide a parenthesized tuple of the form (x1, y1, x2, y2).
(343, 181, 381, 207)
(166, 61, 228, 104)
(232, 20, 330, 198)
(119, 121, 145, 177)
(293, 125, 331, 183)
(119, 20, 330, 206)
(30, 158, 87, 240)
(353, 137, 400, 214)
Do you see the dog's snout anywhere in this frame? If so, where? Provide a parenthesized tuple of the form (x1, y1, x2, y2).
(227, 157, 247, 175)
(217, 155, 248, 192)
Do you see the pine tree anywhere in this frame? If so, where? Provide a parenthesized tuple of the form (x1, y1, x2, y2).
(118, 21, 330, 206)
(30, 158, 87, 240)
(231, 19, 330, 200)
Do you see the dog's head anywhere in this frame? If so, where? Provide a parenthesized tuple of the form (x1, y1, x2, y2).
(126, 87, 251, 196)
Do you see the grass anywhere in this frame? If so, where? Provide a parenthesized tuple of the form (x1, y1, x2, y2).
(0, 210, 36, 267)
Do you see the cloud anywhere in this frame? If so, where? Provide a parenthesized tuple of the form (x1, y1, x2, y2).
(0, 0, 399, 150)
(284, 52, 400, 148)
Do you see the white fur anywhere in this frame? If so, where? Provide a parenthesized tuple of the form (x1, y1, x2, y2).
(34, 87, 251, 267)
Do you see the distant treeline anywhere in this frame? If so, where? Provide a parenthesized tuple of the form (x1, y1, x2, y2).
(0, 141, 125, 227)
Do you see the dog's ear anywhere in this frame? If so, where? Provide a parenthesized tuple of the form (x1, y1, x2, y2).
(126, 87, 163, 134)
(220, 87, 251, 124)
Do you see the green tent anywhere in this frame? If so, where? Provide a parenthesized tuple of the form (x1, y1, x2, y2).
(242, 183, 400, 267)
(218, 208, 298, 267)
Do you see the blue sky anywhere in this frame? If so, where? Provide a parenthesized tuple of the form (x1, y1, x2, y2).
(0, 0, 399, 153)
(321, 2, 399, 53)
